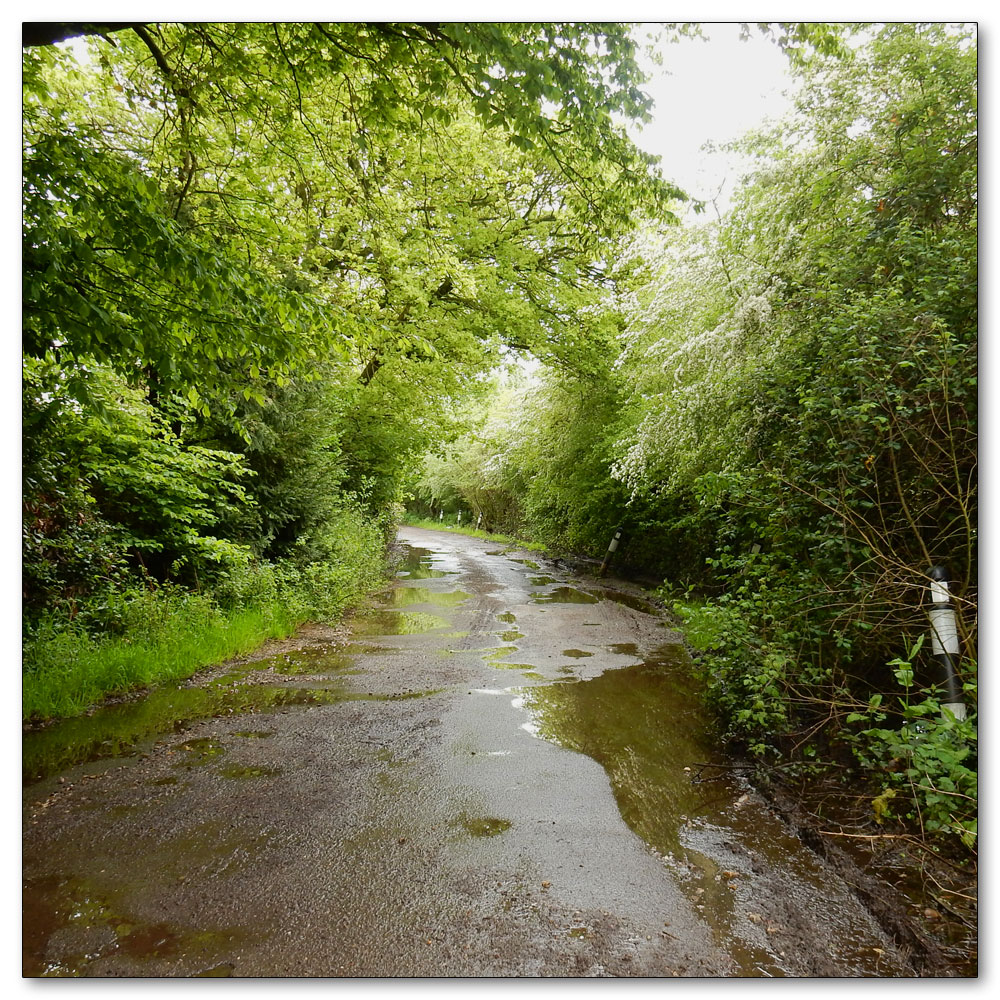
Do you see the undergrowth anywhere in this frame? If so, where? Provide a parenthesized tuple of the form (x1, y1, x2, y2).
(23, 513, 389, 722)
(671, 595, 978, 852)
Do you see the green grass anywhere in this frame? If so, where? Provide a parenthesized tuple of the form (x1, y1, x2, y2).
(22, 592, 299, 721)
(24, 510, 391, 722)
(401, 514, 551, 554)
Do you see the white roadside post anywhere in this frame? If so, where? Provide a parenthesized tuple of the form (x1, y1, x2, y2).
(598, 525, 623, 578)
(457, 510, 462, 526)
(477, 513, 483, 529)
(438, 510, 443, 522)
(928, 566, 966, 721)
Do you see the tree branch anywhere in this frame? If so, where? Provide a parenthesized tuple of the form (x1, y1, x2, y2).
(22, 22, 140, 47)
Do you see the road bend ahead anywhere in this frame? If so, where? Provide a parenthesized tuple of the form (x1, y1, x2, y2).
(23, 526, 911, 977)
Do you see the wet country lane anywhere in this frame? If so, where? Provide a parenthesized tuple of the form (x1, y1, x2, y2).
(23, 526, 914, 977)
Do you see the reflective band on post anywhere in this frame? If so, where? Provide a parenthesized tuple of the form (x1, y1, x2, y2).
(928, 606, 960, 656)
(598, 526, 623, 577)
(926, 566, 965, 721)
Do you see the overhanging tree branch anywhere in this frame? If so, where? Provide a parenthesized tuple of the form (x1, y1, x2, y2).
(22, 22, 140, 47)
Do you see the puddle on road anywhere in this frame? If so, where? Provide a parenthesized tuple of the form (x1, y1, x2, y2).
(485, 646, 518, 662)
(397, 546, 453, 579)
(606, 643, 640, 656)
(23, 682, 355, 785)
(561, 649, 593, 659)
(516, 646, 714, 858)
(219, 764, 283, 780)
(24, 680, 446, 784)
(173, 737, 226, 767)
(22, 872, 251, 976)
(515, 646, 902, 977)
(530, 587, 599, 605)
(452, 812, 513, 839)
(528, 586, 657, 614)
(24, 631, 444, 786)
(349, 609, 450, 637)
(588, 590, 659, 614)
(267, 648, 360, 675)
(510, 559, 541, 570)
(385, 587, 471, 609)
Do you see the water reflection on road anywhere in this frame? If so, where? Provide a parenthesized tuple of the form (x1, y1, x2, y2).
(23, 530, 913, 977)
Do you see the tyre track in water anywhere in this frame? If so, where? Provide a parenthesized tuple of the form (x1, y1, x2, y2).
(23, 526, 914, 977)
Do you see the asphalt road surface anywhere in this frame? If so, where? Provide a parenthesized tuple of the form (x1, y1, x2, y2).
(23, 526, 913, 977)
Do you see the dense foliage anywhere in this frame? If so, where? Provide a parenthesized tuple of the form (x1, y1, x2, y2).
(22, 22, 676, 716)
(409, 24, 978, 847)
(24, 20, 977, 849)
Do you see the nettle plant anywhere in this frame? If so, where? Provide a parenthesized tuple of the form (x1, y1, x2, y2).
(845, 637, 978, 848)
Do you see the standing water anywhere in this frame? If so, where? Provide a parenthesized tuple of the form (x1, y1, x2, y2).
(24, 535, 926, 976)
(515, 645, 912, 976)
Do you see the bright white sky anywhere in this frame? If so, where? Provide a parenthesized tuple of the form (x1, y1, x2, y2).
(628, 23, 796, 217)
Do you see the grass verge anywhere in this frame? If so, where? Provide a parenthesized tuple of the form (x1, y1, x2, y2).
(22, 592, 298, 722)
(24, 512, 390, 722)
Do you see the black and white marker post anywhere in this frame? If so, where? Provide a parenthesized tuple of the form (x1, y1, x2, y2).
(927, 566, 966, 721)
(598, 525, 623, 578)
